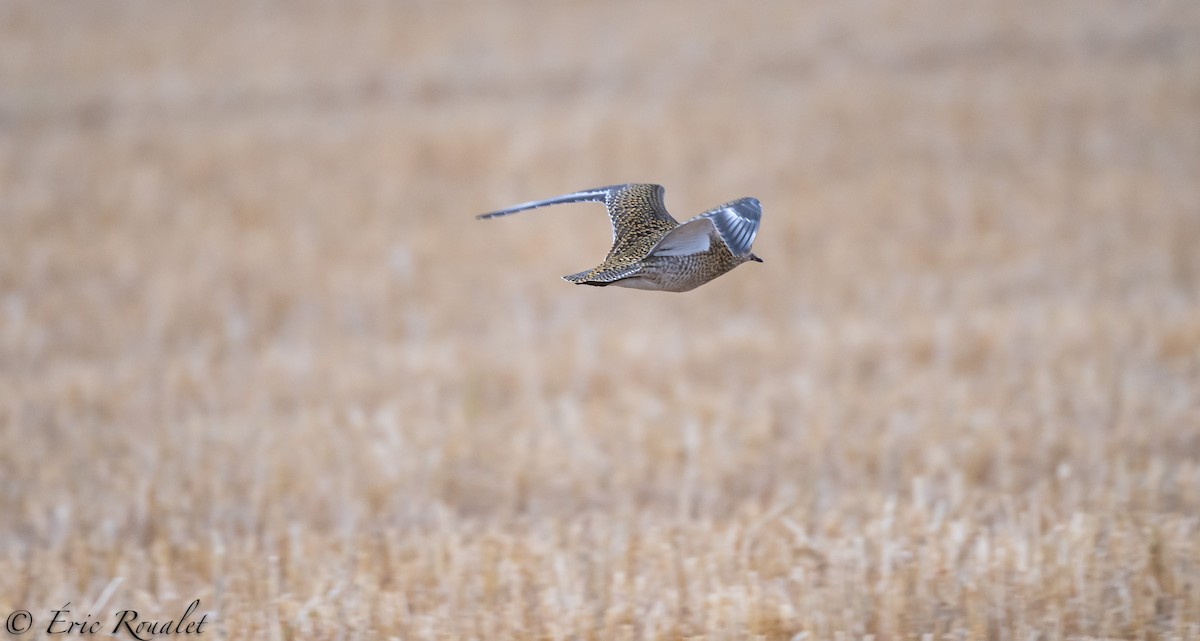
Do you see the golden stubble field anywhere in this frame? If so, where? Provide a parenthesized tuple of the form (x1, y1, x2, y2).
(2, 1, 1199, 639)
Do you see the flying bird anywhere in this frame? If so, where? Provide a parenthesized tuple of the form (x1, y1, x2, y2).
(478, 184, 762, 292)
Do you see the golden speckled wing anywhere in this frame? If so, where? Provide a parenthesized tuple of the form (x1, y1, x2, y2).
(601, 184, 680, 262)
(477, 183, 677, 251)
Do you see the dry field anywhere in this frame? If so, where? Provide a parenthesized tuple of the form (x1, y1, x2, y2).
(2, 1, 1199, 639)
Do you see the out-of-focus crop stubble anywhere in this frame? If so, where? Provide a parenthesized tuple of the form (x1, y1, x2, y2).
(1, 1, 1198, 638)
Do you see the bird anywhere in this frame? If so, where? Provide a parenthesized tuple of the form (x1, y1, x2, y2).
(477, 184, 762, 292)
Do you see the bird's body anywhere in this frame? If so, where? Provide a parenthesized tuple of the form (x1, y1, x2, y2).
(478, 184, 762, 292)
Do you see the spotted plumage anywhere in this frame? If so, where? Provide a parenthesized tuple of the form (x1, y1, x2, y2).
(478, 184, 763, 292)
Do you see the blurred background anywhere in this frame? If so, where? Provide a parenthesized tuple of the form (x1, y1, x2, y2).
(2, 1, 1198, 638)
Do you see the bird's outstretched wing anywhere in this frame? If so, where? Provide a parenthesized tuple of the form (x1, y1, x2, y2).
(478, 184, 679, 248)
(477, 186, 616, 221)
(680, 197, 761, 257)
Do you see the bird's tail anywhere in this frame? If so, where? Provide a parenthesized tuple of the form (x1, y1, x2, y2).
(561, 264, 642, 285)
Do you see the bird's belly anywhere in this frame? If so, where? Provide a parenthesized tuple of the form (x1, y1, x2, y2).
(609, 276, 670, 291)
(619, 253, 735, 292)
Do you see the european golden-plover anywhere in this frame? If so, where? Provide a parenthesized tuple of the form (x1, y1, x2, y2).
(478, 184, 762, 292)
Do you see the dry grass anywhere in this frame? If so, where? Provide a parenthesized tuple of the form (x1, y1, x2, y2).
(2, 1, 1199, 639)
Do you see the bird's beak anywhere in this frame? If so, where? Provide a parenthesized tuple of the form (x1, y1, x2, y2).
(749, 253, 763, 263)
